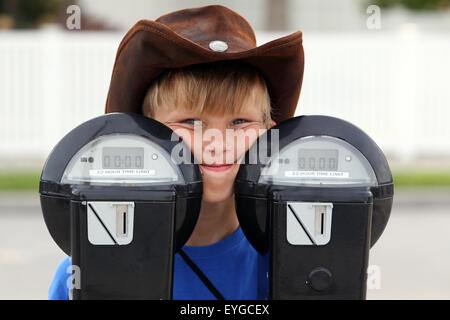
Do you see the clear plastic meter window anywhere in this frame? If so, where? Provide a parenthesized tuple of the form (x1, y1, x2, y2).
(259, 136, 377, 187)
(61, 134, 184, 185)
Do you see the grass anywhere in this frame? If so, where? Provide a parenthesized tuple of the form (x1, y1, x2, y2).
(1, 169, 450, 191)
(0, 171, 41, 191)
(393, 170, 450, 188)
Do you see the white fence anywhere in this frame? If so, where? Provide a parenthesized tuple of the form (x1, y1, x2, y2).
(0, 28, 449, 166)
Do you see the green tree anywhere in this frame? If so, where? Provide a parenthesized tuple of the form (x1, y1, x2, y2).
(370, 0, 450, 11)
(0, 0, 70, 28)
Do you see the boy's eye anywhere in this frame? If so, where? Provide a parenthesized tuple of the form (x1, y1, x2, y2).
(231, 119, 248, 126)
(181, 119, 198, 125)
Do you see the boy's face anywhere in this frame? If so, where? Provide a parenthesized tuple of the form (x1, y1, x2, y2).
(152, 98, 275, 203)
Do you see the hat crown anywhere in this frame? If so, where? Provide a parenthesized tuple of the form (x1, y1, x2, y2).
(155, 5, 257, 53)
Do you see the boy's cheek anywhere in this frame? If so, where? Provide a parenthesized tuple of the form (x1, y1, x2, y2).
(168, 126, 192, 142)
(168, 126, 196, 151)
(164, 127, 203, 164)
(233, 127, 265, 157)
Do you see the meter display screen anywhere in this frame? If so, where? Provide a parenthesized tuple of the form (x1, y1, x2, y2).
(298, 149, 338, 171)
(61, 134, 183, 185)
(102, 147, 144, 169)
(259, 136, 377, 187)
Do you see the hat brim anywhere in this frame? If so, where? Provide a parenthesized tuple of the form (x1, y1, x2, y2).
(105, 20, 304, 124)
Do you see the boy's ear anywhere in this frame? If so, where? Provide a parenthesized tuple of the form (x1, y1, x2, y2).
(268, 119, 276, 129)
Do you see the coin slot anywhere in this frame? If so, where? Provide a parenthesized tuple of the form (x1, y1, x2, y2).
(320, 212, 324, 234)
(116, 205, 128, 237)
(315, 206, 326, 236)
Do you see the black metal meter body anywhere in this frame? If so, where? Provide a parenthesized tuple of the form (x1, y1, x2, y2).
(39, 113, 202, 299)
(235, 115, 393, 299)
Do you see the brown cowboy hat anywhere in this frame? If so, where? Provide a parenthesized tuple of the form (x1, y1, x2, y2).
(104, 4, 304, 124)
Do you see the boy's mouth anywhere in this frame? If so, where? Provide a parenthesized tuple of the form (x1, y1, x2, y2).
(199, 163, 234, 172)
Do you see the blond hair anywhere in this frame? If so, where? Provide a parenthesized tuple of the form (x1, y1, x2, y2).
(141, 60, 273, 127)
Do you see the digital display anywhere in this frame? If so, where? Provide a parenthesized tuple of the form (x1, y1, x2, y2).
(298, 149, 338, 171)
(102, 147, 144, 169)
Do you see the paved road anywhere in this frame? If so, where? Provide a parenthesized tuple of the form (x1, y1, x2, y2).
(367, 189, 450, 300)
(0, 189, 449, 300)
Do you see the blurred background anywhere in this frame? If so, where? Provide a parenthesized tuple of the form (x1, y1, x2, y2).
(0, 0, 449, 299)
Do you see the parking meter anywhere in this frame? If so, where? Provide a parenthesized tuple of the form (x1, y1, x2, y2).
(39, 112, 202, 299)
(235, 115, 393, 299)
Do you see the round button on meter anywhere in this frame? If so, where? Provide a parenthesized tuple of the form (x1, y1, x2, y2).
(307, 267, 333, 292)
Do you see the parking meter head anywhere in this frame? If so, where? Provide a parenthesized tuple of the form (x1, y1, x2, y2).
(235, 115, 394, 254)
(39, 112, 202, 255)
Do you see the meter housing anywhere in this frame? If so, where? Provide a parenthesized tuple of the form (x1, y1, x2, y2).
(39, 113, 202, 299)
(235, 115, 393, 299)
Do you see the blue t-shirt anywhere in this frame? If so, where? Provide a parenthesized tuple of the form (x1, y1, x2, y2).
(48, 226, 269, 300)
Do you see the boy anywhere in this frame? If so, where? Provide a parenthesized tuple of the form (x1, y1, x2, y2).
(49, 5, 304, 299)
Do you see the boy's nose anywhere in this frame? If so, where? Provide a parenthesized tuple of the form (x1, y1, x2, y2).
(201, 127, 234, 165)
